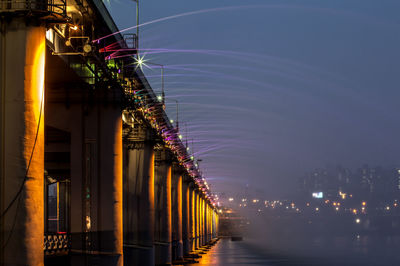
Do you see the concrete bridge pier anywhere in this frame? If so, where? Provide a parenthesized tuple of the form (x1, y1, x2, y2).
(212, 209, 218, 239)
(154, 148, 172, 265)
(207, 205, 212, 243)
(189, 185, 195, 252)
(199, 193, 204, 247)
(203, 199, 207, 245)
(95, 107, 123, 266)
(205, 204, 209, 243)
(45, 49, 124, 266)
(203, 202, 206, 246)
(181, 177, 191, 256)
(195, 191, 200, 249)
(123, 127, 155, 266)
(0, 18, 46, 266)
(171, 165, 183, 261)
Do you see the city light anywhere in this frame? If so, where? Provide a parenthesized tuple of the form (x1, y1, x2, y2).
(339, 191, 347, 200)
(312, 192, 323, 198)
(228, 198, 234, 202)
(355, 218, 361, 224)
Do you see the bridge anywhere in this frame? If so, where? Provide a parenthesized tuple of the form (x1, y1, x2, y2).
(0, 0, 219, 265)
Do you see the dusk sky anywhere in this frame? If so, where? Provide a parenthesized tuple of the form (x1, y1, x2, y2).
(107, 0, 400, 198)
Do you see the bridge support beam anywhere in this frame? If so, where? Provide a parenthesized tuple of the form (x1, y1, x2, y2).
(123, 134, 155, 266)
(0, 18, 45, 266)
(171, 165, 183, 261)
(154, 148, 172, 265)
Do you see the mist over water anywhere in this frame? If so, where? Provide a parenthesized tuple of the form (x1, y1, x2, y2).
(242, 208, 400, 266)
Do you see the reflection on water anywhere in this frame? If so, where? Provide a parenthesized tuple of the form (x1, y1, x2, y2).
(189, 238, 287, 266)
(192, 236, 400, 266)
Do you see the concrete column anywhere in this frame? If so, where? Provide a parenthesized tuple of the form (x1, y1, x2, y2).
(181, 178, 190, 255)
(205, 204, 209, 243)
(195, 192, 200, 248)
(208, 207, 212, 241)
(204, 202, 208, 244)
(213, 210, 218, 239)
(211, 210, 214, 239)
(198, 197, 202, 247)
(171, 166, 183, 261)
(201, 198, 205, 246)
(189, 186, 195, 251)
(154, 149, 172, 265)
(0, 18, 45, 266)
(215, 212, 219, 238)
(208, 206, 212, 242)
(123, 138, 155, 265)
(97, 106, 123, 265)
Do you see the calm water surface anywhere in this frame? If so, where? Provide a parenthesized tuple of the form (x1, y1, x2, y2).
(192, 235, 400, 266)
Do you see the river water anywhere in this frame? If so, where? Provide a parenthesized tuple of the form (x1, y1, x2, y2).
(192, 235, 400, 266)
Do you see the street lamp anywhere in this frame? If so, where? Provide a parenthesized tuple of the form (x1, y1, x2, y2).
(134, 59, 180, 133)
(135, 59, 165, 106)
(131, 0, 139, 52)
(170, 99, 179, 132)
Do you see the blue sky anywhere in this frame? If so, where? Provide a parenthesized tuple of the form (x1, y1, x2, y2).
(106, 0, 400, 198)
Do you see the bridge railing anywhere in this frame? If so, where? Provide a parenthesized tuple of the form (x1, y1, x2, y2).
(44, 232, 70, 254)
(0, 0, 67, 19)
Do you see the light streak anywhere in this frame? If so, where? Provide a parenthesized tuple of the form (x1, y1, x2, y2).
(94, 5, 391, 43)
